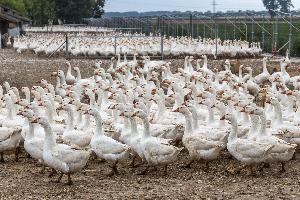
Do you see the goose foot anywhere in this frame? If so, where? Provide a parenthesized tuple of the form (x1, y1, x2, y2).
(52, 172, 63, 183)
(203, 161, 209, 172)
(172, 140, 182, 147)
(40, 165, 46, 174)
(291, 153, 296, 160)
(106, 163, 118, 177)
(181, 160, 194, 168)
(135, 166, 149, 175)
(129, 156, 143, 168)
(0, 153, 4, 162)
(258, 163, 270, 172)
(234, 165, 247, 174)
(49, 169, 57, 178)
(66, 173, 73, 185)
(249, 165, 258, 177)
(15, 147, 20, 162)
(163, 165, 168, 175)
(279, 162, 286, 173)
(90, 152, 98, 161)
(129, 155, 136, 167)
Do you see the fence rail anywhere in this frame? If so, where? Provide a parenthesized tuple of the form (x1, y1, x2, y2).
(85, 14, 300, 57)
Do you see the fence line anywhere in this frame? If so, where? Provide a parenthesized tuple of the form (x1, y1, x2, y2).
(85, 14, 300, 57)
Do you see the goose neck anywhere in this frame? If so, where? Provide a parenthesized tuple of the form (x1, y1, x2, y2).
(45, 105, 54, 124)
(190, 107, 199, 130)
(66, 109, 74, 131)
(183, 112, 193, 134)
(76, 69, 81, 81)
(43, 125, 56, 149)
(263, 60, 268, 73)
(142, 118, 151, 138)
(94, 114, 103, 136)
(228, 116, 238, 141)
(26, 121, 35, 140)
(258, 113, 267, 136)
(207, 106, 215, 125)
(129, 117, 138, 134)
(274, 102, 283, 125)
(249, 114, 259, 135)
(59, 74, 66, 85)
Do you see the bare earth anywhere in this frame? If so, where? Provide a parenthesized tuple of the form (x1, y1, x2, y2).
(1, 49, 300, 199)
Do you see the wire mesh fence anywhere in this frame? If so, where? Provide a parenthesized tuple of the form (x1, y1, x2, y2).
(85, 14, 300, 57)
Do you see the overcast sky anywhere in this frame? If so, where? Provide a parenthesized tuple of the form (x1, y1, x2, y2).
(105, 0, 300, 12)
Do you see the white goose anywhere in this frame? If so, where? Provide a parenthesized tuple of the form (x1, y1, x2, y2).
(32, 117, 91, 185)
(132, 110, 183, 174)
(66, 61, 76, 85)
(87, 108, 131, 176)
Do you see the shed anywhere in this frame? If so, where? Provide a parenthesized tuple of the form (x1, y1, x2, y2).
(0, 4, 30, 47)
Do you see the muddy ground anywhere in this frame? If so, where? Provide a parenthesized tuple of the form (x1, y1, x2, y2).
(0, 49, 300, 199)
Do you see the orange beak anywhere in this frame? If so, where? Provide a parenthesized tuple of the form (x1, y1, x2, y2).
(172, 107, 180, 112)
(240, 107, 246, 112)
(31, 118, 38, 123)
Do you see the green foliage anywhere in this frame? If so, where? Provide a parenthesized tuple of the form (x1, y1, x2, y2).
(0, 0, 106, 25)
(278, 0, 294, 13)
(55, 0, 96, 24)
(262, 0, 294, 17)
(0, 0, 26, 14)
(93, 0, 105, 18)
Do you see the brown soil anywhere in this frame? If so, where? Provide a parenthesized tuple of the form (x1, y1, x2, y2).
(0, 49, 300, 199)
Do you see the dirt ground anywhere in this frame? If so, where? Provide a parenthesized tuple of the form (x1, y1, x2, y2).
(1, 49, 300, 199)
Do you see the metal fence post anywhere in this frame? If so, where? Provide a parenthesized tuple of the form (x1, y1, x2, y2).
(181, 18, 184, 36)
(190, 14, 193, 38)
(114, 36, 117, 55)
(274, 14, 278, 53)
(176, 20, 178, 37)
(161, 34, 164, 60)
(204, 21, 206, 38)
(234, 16, 236, 40)
(288, 13, 292, 57)
(224, 18, 227, 40)
(214, 15, 218, 59)
(196, 17, 199, 38)
(157, 16, 160, 35)
(251, 16, 254, 43)
(262, 15, 265, 50)
(65, 34, 69, 59)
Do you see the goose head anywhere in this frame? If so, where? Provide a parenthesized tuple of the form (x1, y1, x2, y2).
(172, 105, 190, 115)
(18, 109, 35, 120)
(31, 117, 50, 128)
(132, 109, 147, 120)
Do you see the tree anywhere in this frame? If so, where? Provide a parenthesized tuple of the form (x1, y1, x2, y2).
(262, 0, 294, 17)
(24, 0, 56, 25)
(0, 0, 26, 15)
(0, 0, 106, 25)
(262, 0, 279, 17)
(278, 0, 294, 13)
(93, 0, 105, 18)
(55, 0, 96, 24)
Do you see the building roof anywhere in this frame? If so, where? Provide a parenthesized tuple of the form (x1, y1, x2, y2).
(0, 4, 30, 23)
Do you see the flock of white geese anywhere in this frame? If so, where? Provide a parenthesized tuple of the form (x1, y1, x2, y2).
(23, 26, 114, 33)
(0, 53, 299, 185)
(13, 32, 262, 58)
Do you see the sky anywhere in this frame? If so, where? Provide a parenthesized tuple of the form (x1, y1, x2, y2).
(104, 0, 300, 12)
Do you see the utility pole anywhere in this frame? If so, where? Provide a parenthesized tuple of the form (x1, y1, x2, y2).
(212, 0, 218, 59)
